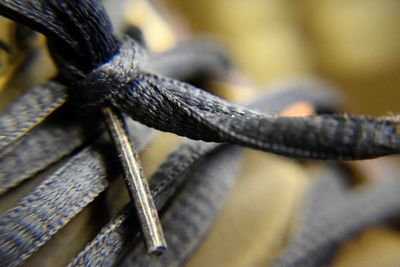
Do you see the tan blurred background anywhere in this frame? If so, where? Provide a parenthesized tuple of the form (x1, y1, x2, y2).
(159, 0, 400, 115)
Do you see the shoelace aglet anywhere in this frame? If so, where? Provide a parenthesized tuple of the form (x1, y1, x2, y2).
(102, 107, 167, 256)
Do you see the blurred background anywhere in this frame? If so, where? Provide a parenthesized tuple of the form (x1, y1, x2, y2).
(155, 0, 400, 114)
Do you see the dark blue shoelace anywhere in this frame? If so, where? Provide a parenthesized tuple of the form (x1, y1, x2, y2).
(1, 1, 400, 266)
(68, 83, 343, 267)
(0, 0, 399, 161)
(273, 165, 400, 267)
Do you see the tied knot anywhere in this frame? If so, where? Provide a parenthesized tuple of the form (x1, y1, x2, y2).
(63, 37, 145, 108)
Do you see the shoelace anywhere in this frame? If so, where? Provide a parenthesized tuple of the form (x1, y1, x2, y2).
(1, 1, 399, 161)
(0, 77, 341, 266)
(1, 4, 399, 250)
(273, 164, 400, 267)
(0, 39, 230, 195)
(0, 10, 233, 263)
(69, 83, 343, 267)
(1, 0, 400, 266)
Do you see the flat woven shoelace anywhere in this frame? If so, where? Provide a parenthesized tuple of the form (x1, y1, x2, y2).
(0, 82, 67, 153)
(0, 0, 399, 161)
(68, 84, 344, 266)
(1, 1, 400, 266)
(0, 43, 231, 266)
(0, 38, 229, 195)
(0, 79, 340, 266)
(0, 119, 156, 266)
(273, 165, 400, 267)
(120, 146, 243, 267)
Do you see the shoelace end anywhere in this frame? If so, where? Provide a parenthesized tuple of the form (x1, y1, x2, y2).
(103, 106, 167, 255)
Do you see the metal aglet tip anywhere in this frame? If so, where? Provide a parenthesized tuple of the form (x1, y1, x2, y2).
(102, 107, 167, 255)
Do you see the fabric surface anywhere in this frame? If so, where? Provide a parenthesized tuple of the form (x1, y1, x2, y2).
(273, 166, 400, 267)
(67, 75, 343, 266)
(1, 0, 399, 162)
(1, 1, 400, 267)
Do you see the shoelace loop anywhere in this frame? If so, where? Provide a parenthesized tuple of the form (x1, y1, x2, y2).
(61, 37, 143, 108)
